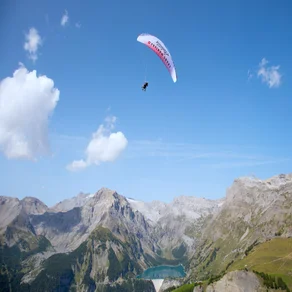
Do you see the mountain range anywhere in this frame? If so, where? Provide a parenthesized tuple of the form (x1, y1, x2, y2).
(0, 173, 291, 291)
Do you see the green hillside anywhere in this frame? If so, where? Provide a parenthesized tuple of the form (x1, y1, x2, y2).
(228, 237, 292, 290)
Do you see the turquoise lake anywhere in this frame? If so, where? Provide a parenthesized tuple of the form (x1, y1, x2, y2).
(137, 264, 186, 280)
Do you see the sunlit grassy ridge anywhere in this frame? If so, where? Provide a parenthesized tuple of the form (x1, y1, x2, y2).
(171, 283, 195, 292)
(228, 237, 292, 290)
(173, 238, 291, 291)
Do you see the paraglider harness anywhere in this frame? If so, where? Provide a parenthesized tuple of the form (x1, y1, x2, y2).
(142, 82, 148, 91)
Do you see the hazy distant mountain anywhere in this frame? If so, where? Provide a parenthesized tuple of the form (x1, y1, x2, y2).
(127, 195, 224, 260)
(50, 191, 93, 213)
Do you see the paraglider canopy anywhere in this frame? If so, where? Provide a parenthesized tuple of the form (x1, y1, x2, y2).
(137, 33, 177, 83)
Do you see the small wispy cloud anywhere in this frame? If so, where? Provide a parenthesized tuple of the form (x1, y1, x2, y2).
(66, 115, 128, 172)
(61, 10, 69, 27)
(105, 106, 112, 114)
(247, 58, 282, 88)
(257, 58, 282, 88)
(75, 22, 81, 29)
(126, 140, 289, 168)
(209, 158, 290, 169)
(23, 27, 42, 62)
(128, 140, 258, 159)
(247, 69, 253, 81)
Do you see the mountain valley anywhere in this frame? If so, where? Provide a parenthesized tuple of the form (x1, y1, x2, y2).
(0, 173, 291, 291)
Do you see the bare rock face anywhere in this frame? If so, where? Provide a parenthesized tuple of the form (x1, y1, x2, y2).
(0, 197, 22, 232)
(0, 196, 48, 249)
(204, 271, 267, 292)
(193, 285, 204, 292)
(193, 270, 283, 292)
(0, 196, 48, 234)
(204, 173, 292, 243)
(21, 197, 48, 215)
(160, 279, 182, 291)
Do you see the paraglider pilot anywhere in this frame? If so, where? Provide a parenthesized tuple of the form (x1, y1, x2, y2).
(142, 82, 148, 91)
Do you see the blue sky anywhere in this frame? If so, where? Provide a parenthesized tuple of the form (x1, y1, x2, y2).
(1, 0, 292, 207)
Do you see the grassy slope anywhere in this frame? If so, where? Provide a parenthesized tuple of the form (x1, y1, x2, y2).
(174, 238, 291, 292)
(228, 237, 292, 290)
(171, 283, 195, 292)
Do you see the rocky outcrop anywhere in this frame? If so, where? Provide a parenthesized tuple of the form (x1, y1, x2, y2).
(200, 270, 277, 292)
(160, 279, 182, 291)
(206, 173, 292, 244)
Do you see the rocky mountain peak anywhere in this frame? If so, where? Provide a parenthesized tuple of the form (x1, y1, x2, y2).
(92, 187, 117, 201)
(226, 173, 292, 205)
(21, 196, 48, 215)
(50, 187, 120, 213)
(0, 196, 47, 233)
(266, 173, 292, 186)
(0, 196, 19, 205)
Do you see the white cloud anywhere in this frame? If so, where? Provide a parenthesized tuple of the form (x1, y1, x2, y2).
(75, 22, 81, 29)
(61, 10, 69, 26)
(257, 58, 282, 88)
(67, 116, 128, 171)
(0, 64, 60, 160)
(67, 159, 87, 171)
(247, 69, 253, 81)
(23, 27, 42, 62)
